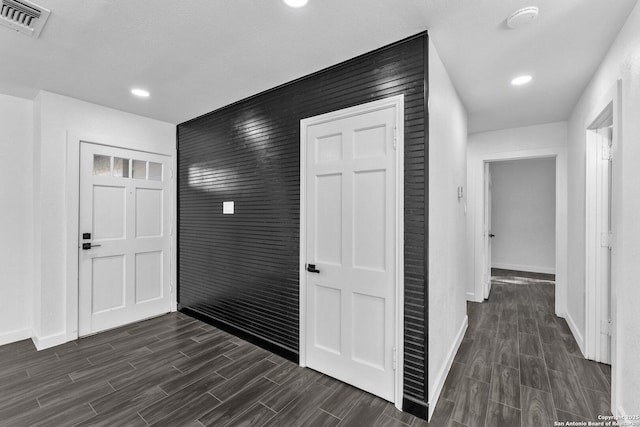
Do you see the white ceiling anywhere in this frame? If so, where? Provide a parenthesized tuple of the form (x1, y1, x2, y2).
(0, 0, 636, 131)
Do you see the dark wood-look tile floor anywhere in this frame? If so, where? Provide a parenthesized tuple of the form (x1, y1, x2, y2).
(431, 269, 612, 427)
(0, 312, 427, 427)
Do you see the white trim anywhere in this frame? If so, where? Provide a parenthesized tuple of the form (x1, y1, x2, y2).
(32, 331, 67, 351)
(491, 262, 556, 275)
(299, 125, 307, 368)
(470, 148, 567, 319)
(65, 131, 177, 343)
(483, 162, 491, 299)
(0, 328, 32, 346)
(584, 80, 620, 413)
(299, 95, 405, 409)
(564, 309, 585, 357)
(428, 315, 468, 421)
(584, 126, 611, 363)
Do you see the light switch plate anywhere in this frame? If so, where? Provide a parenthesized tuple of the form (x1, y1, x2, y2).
(223, 201, 234, 214)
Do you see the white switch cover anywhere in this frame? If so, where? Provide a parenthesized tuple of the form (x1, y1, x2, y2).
(223, 201, 234, 214)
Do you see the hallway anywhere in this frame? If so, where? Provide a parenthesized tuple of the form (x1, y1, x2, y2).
(430, 269, 612, 426)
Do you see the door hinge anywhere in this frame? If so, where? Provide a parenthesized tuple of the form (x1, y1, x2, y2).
(169, 169, 174, 179)
(601, 319, 612, 337)
(601, 232, 612, 249)
(602, 144, 612, 161)
(392, 347, 397, 371)
(393, 127, 397, 150)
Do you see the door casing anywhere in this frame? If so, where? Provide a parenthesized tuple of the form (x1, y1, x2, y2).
(65, 131, 177, 342)
(299, 95, 405, 410)
(471, 149, 567, 319)
(584, 80, 621, 412)
(483, 162, 492, 299)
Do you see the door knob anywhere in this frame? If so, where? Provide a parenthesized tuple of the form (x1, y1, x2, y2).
(306, 264, 320, 273)
(489, 233, 495, 238)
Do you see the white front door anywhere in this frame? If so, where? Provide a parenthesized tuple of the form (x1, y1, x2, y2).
(303, 102, 398, 401)
(79, 142, 172, 336)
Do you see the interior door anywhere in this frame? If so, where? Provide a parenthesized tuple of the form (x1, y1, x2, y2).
(484, 162, 493, 298)
(79, 142, 172, 336)
(305, 104, 397, 401)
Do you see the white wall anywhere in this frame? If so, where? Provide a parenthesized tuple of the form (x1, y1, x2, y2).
(0, 94, 33, 345)
(566, 0, 640, 416)
(490, 158, 556, 274)
(466, 123, 567, 316)
(427, 38, 468, 420)
(32, 91, 176, 349)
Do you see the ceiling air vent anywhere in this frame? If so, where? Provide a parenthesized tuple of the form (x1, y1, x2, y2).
(0, 0, 50, 38)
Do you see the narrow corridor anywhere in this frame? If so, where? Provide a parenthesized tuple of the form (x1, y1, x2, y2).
(429, 269, 611, 426)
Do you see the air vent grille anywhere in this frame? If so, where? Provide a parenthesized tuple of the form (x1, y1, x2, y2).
(0, 0, 50, 38)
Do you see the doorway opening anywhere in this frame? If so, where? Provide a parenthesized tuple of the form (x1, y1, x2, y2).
(483, 157, 557, 299)
(585, 104, 615, 366)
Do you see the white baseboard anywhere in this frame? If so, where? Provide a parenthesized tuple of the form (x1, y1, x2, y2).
(466, 291, 482, 303)
(564, 311, 585, 357)
(32, 331, 68, 351)
(492, 262, 555, 275)
(0, 327, 32, 346)
(428, 315, 468, 421)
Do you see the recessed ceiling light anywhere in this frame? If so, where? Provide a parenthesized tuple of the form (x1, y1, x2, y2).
(131, 88, 150, 98)
(283, 0, 308, 7)
(511, 75, 532, 86)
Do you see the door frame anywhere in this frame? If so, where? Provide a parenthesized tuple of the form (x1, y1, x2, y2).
(480, 156, 559, 300)
(584, 80, 621, 412)
(472, 149, 567, 316)
(299, 95, 405, 409)
(585, 107, 613, 364)
(482, 162, 492, 299)
(64, 131, 177, 342)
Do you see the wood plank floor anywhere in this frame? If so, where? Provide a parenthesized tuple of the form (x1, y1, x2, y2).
(0, 312, 427, 427)
(431, 269, 612, 427)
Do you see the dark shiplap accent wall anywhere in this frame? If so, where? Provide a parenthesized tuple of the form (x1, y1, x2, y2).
(178, 33, 428, 414)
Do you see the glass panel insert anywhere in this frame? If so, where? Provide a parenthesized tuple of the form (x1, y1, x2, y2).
(148, 162, 162, 181)
(132, 160, 147, 179)
(93, 155, 111, 176)
(113, 157, 130, 178)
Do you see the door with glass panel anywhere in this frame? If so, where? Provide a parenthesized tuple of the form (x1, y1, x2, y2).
(79, 142, 172, 336)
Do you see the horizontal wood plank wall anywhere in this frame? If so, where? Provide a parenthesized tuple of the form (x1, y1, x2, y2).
(177, 32, 428, 414)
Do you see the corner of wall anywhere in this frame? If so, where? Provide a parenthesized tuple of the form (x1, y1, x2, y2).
(427, 315, 467, 420)
(427, 36, 469, 421)
(0, 93, 36, 345)
(32, 92, 43, 341)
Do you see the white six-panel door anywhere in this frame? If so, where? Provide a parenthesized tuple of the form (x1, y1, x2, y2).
(303, 103, 398, 401)
(79, 143, 172, 336)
